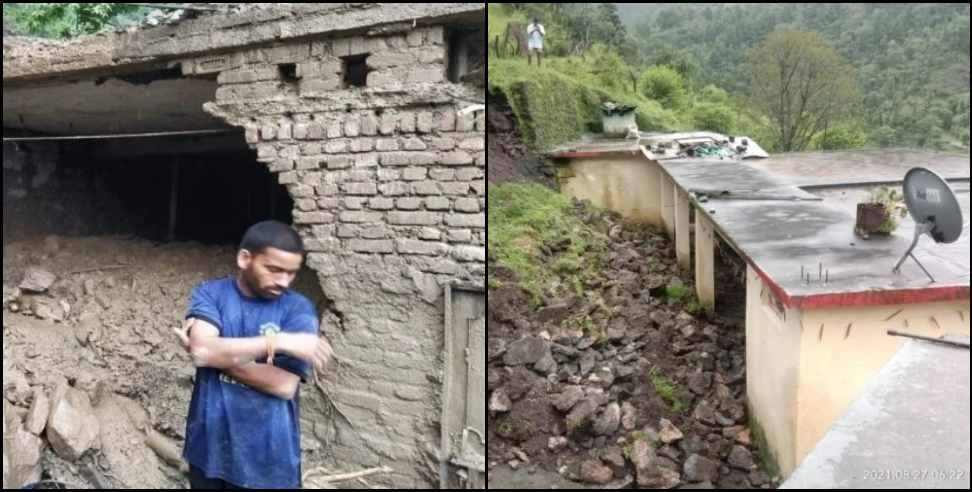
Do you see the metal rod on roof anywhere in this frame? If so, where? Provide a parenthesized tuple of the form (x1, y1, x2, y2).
(2, 129, 239, 142)
(115, 3, 224, 11)
(887, 330, 970, 350)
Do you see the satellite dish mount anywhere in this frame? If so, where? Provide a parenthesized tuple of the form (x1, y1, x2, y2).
(892, 167, 965, 283)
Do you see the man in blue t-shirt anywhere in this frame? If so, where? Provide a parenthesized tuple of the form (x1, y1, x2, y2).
(173, 221, 335, 489)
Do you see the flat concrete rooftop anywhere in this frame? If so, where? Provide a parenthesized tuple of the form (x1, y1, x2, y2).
(782, 336, 971, 489)
(552, 139, 971, 308)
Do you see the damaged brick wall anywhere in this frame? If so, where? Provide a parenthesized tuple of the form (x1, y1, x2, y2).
(198, 25, 485, 487)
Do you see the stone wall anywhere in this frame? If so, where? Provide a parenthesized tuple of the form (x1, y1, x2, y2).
(199, 24, 486, 487)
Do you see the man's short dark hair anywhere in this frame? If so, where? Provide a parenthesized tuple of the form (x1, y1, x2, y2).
(240, 221, 305, 256)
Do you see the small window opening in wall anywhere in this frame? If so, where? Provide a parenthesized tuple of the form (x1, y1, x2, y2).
(279, 63, 299, 82)
(341, 54, 370, 88)
(447, 27, 484, 83)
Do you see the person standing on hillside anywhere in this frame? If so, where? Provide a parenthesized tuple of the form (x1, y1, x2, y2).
(527, 17, 546, 67)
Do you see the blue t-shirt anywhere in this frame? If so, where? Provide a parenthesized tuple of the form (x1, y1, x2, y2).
(182, 276, 321, 489)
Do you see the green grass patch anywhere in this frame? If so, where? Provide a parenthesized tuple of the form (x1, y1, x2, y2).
(487, 183, 609, 307)
(649, 367, 687, 414)
(749, 417, 781, 481)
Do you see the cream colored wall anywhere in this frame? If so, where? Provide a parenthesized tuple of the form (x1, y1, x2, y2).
(560, 157, 662, 225)
(795, 300, 971, 468)
(745, 266, 805, 476)
(746, 264, 971, 478)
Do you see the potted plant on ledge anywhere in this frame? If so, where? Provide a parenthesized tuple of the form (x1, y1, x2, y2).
(855, 186, 907, 239)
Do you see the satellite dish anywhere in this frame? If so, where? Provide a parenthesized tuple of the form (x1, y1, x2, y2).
(892, 167, 965, 282)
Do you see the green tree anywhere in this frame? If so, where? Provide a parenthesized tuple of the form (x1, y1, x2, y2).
(692, 102, 735, 134)
(812, 123, 868, 150)
(747, 30, 859, 151)
(638, 65, 687, 109)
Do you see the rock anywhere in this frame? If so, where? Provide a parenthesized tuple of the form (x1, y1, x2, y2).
(25, 388, 50, 436)
(684, 454, 721, 484)
(487, 368, 504, 391)
(579, 459, 613, 485)
(565, 398, 600, 433)
(3, 399, 44, 489)
(620, 402, 637, 430)
(589, 366, 615, 388)
(552, 386, 585, 412)
(46, 381, 101, 461)
(687, 372, 713, 396)
(3, 370, 32, 407)
(616, 364, 636, 381)
(548, 436, 568, 452)
(593, 402, 621, 436)
(19, 268, 57, 293)
(503, 336, 549, 366)
(533, 350, 558, 376)
(537, 303, 572, 325)
(748, 470, 770, 487)
(680, 434, 706, 456)
(693, 400, 718, 426)
(489, 388, 512, 414)
(576, 337, 595, 350)
(2, 286, 20, 308)
(719, 470, 752, 489)
(639, 464, 681, 489)
(607, 317, 627, 342)
(578, 351, 597, 377)
(728, 445, 755, 471)
(659, 418, 684, 444)
(735, 429, 752, 447)
(601, 446, 626, 476)
(487, 338, 507, 362)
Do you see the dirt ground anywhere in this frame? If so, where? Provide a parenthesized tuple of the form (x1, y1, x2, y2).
(2, 235, 335, 489)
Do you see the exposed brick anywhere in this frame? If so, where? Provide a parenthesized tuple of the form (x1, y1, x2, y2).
(453, 246, 485, 263)
(308, 124, 324, 139)
(300, 77, 341, 94)
(289, 184, 315, 198)
(261, 43, 310, 64)
(454, 198, 481, 213)
(337, 225, 359, 238)
(245, 126, 259, 144)
(361, 114, 378, 136)
(318, 197, 340, 209)
(447, 229, 473, 243)
(402, 137, 427, 151)
(295, 198, 317, 212)
(458, 137, 485, 151)
(350, 239, 394, 254)
(297, 60, 341, 78)
(257, 144, 277, 162)
(326, 121, 343, 139)
(379, 182, 409, 196)
(378, 169, 401, 181)
(355, 153, 378, 168)
(396, 239, 447, 256)
(332, 37, 350, 57)
(431, 137, 455, 150)
(326, 156, 352, 170)
(416, 112, 434, 133)
(376, 138, 400, 152)
(388, 212, 440, 226)
(215, 81, 279, 101)
(410, 256, 459, 275)
(296, 156, 321, 170)
(293, 212, 335, 224)
(429, 168, 456, 181)
(268, 158, 294, 173)
(396, 197, 422, 210)
(293, 123, 309, 140)
(425, 196, 451, 210)
(399, 112, 416, 133)
(350, 138, 374, 153)
(445, 213, 484, 228)
(342, 182, 378, 196)
(439, 150, 473, 166)
(380, 113, 398, 135)
(345, 115, 361, 137)
(317, 183, 340, 196)
(278, 171, 299, 185)
(412, 181, 441, 195)
(340, 211, 383, 223)
(418, 46, 446, 64)
(369, 198, 394, 210)
(439, 110, 456, 132)
(360, 225, 389, 239)
(261, 125, 277, 141)
(406, 29, 424, 47)
(441, 182, 472, 195)
(325, 140, 349, 154)
(278, 123, 293, 140)
(458, 112, 476, 132)
(217, 66, 280, 84)
(426, 26, 445, 45)
(408, 152, 438, 165)
(419, 227, 442, 240)
(471, 180, 486, 196)
(343, 197, 366, 210)
(380, 152, 410, 166)
(347, 170, 374, 182)
(455, 168, 483, 181)
(402, 167, 428, 181)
